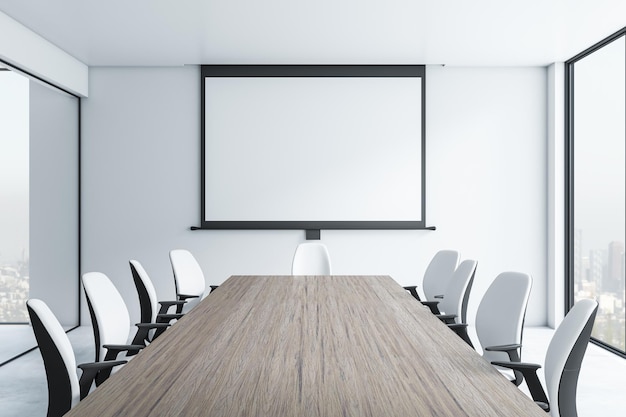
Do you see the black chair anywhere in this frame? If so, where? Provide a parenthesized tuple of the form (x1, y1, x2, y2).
(169, 249, 207, 313)
(82, 271, 170, 384)
(492, 299, 598, 416)
(129, 259, 184, 343)
(27, 299, 125, 417)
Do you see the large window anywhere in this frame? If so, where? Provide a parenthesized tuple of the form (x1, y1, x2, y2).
(0, 63, 80, 364)
(0, 69, 29, 323)
(566, 28, 626, 356)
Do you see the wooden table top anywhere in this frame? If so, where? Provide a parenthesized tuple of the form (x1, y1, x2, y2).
(67, 275, 546, 416)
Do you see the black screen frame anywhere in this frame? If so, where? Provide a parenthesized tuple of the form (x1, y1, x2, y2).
(199, 64, 427, 231)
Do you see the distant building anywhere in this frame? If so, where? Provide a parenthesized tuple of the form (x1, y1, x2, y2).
(574, 229, 583, 291)
(589, 249, 605, 292)
(606, 241, 624, 293)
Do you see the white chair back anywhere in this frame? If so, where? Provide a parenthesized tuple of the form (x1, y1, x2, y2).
(476, 271, 532, 364)
(421, 250, 460, 300)
(130, 260, 159, 323)
(545, 298, 598, 417)
(169, 249, 206, 310)
(437, 259, 477, 321)
(82, 272, 132, 362)
(291, 242, 332, 275)
(27, 299, 80, 409)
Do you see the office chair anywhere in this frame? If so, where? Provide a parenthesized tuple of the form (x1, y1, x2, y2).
(492, 298, 598, 417)
(449, 271, 532, 386)
(129, 259, 184, 342)
(82, 271, 168, 384)
(403, 249, 460, 306)
(434, 259, 477, 324)
(169, 249, 207, 313)
(27, 299, 125, 417)
(291, 242, 332, 275)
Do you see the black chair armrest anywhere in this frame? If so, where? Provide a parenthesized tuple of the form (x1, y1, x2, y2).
(157, 300, 186, 314)
(209, 285, 220, 293)
(485, 343, 522, 361)
(132, 322, 173, 346)
(103, 344, 146, 360)
(436, 313, 457, 324)
(176, 294, 200, 313)
(98, 344, 143, 386)
(156, 313, 184, 322)
(421, 300, 441, 315)
(135, 322, 170, 329)
(447, 323, 474, 348)
(403, 286, 421, 301)
(485, 343, 522, 352)
(491, 361, 541, 371)
(491, 360, 548, 408)
(486, 344, 523, 385)
(77, 360, 126, 399)
(177, 294, 200, 301)
(77, 360, 127, 371)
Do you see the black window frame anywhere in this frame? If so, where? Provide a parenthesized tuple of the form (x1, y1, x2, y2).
(565, 26, 626, 358)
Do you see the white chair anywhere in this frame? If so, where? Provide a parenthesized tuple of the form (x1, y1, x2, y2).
(450, 271, 532, 386)
(129, 260, 184, 342)
(291, 242, 332, 275)
(493, 299, 598, 417)
(169, 249, 206, 312)
(404, 249, 460, 304)
(82, 272, 164, 373)
(434, 259, 477, 324)
(27, 299, 125, 417)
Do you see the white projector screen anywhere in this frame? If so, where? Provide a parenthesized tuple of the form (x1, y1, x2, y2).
(200, 65, 426, 230)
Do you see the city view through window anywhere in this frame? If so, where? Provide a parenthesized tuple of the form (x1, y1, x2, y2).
(573, 232, 626, 351)
(0, 69, 29, 323)
(571, 33, 626, 353)
(0, 252, 28, 323)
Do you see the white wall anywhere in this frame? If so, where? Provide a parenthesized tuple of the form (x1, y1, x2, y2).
(426, 66, 547, 326)
(29, 80, 80, 325)
(547, 62, 565, 327)
(81, 65, 548, 326)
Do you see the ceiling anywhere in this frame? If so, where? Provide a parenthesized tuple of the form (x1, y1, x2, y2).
(0, 0, 624, 67)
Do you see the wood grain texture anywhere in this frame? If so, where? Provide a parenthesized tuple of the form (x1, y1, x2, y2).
(66, 276, 546, 416)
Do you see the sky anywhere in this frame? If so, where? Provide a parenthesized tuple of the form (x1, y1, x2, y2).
(0, 70, 29, 264)
(573, 35, 625, 255)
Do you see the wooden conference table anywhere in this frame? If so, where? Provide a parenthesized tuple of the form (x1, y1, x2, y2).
(66, 275, 545, 416)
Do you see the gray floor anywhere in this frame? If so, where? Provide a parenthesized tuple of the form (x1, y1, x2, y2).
(0, 326, 94, 417)
(0, 326, 624, 417)
(0, 325, 72, 366)
(516, 327, 626, 417)
(0, 326, 37, 365)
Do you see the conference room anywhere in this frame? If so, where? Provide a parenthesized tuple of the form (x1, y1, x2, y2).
(1, 1, 625, 416)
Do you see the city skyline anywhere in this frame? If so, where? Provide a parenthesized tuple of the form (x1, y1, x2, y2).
(574, 228, 626, 351)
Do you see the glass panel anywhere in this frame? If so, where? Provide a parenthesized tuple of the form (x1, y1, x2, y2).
(0, 66, 79, 364)
(573, 35, 626, 353)
(0, 70, 29, 323)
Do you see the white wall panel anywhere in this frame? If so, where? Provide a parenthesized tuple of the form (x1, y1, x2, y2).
(29, 80, 80, 326)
